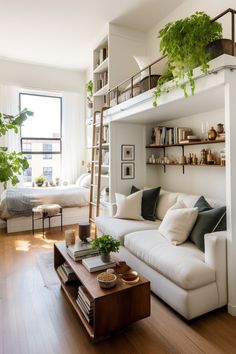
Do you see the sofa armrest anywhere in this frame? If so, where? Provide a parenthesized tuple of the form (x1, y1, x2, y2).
(204, 231, 227, 306)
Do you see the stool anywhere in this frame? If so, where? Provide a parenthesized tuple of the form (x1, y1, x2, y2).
(32, 204, 63, 237)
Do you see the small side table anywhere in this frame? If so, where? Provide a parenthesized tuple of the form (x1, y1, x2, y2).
(32, 204, 63, 237)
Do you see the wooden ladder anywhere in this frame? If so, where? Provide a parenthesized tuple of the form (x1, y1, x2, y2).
(89, 107, 107, 228)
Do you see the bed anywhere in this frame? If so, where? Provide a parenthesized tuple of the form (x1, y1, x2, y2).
(0, 183, 90, 233)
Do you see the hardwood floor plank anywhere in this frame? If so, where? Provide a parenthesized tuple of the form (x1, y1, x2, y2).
(0, 227, 234, 354)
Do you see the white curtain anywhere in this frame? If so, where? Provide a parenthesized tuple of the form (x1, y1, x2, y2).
(0, 85, 20, 152)
(61, 92, 86, 184)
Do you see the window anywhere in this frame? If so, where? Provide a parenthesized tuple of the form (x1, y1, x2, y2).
(43, 167, 53, 181)
(23, 167, 32, 183)
(22, 142, 32, 159)
(43, 144, 52, 159)
(20, 93, 62, 184)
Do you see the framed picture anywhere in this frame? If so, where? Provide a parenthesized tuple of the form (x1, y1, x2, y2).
(121, 144, 135, 161)
(121, 162, 135, 180)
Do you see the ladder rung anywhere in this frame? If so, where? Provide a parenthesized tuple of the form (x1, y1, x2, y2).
(89, 217, 95, 223)
(91, 184, 97, 187)
(89, 202, 96, 206)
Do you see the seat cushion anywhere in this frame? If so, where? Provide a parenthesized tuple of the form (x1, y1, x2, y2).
(95, 216, 161, 245)
(124, 230, 215, 290)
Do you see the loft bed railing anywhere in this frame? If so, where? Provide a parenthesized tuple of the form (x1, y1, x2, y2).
(107, 8, 236, 108)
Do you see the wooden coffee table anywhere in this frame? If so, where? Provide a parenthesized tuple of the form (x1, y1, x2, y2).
(54, 242, 150, 341)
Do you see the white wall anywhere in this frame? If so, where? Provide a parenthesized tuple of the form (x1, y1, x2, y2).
(147, 0, 236, 61)
(146, 109, 225, 200)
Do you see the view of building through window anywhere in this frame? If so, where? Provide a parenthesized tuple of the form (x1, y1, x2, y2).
(20, 93, 62, 185)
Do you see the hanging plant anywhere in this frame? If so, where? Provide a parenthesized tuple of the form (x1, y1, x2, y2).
(153, 12, 223, 106)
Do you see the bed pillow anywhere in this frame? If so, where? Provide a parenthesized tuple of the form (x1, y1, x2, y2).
(114, 191, 144, 221)
(76, 173, 89, 186)
(189, 196, 226, 252)
(159, 200, 198, 245)
(131, 185, 161, 221)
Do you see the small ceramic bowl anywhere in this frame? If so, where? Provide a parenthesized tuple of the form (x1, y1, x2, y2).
(97, 272, 117, 289)
(121, 271, 139, 284)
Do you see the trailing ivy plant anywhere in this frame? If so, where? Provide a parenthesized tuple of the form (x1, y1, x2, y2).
(153, 12, 222, 106)
(0, 108, 33, 188)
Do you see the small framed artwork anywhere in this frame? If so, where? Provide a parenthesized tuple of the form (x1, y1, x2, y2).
(121, 144, 135, 161)
(121, 162, 135, 180)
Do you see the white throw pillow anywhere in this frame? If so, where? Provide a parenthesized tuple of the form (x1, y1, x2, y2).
(156, 190, 178, 220)
(76, 173, 91, 189)
(159, 200, 198, 245)
(114, 191, 144, 221)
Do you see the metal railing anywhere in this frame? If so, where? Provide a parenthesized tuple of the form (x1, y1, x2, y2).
(107, 8, 236, 108)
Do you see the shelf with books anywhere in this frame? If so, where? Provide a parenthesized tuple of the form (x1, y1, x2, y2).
(94, 83, 109, 97)
(93, 57, 109, 74)
(146, 139, 225, 148)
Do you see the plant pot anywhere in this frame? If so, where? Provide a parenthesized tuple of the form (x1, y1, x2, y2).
(100, 252, 111, 263)
(87, 102, 93, 109)
(206, 39, 236, 60)
(36, 182, 43, 187)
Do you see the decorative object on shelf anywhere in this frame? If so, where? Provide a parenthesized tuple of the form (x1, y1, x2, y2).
(207, 149, 215, 164)
(121, 144, 135, 161)
(55, 177, 60, 186)
(217, 123, 224, 135)
(200, 149, 207, 165)
(78, 222, 90, 242)
(151, 128, 156, 144)
(208, 126, 217, 140)
(220, 149, 226, 166)
(86, 80, 93, 108)
(97, 271, 117, 289)
(121, 271, 139, 284)
(91, 234, 120, 263)
(35, 176, 45, 187)
(179, 155, 187, 165)
(65, 229, 76, 247)
(153, 12, 223, 106)
(121, 162, 135, 179)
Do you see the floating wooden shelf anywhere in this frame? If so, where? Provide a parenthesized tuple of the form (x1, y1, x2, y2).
(146, 139, 225, 148)
(147, 163, 224, 167)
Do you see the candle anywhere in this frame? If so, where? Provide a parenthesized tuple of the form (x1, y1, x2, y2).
(65, 229, 76, 247)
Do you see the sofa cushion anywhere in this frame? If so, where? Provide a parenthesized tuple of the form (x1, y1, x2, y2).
(156, 190, 178, 220)
(131, 185, 161, 221)
(114, 191, 143, 221)
(124, 230, 215, 290)
(159, 201, 198, 245)
(95, 216, 161, 245)
(189, 196, 226, 251)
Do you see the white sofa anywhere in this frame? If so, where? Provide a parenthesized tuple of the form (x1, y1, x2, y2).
(95, 190, 227, 320)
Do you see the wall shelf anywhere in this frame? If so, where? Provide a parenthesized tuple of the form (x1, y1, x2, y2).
(147, 163, 224, 167)
(94, 84, 109, 97)
(146, 139, 225, 148)
(94, 57, 109, 74)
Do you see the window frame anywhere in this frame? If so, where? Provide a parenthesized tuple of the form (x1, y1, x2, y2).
(19, 92, 62, 155)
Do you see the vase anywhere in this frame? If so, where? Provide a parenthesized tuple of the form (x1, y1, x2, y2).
(208, 127, 217, 141)
(100, 252, 111, 263)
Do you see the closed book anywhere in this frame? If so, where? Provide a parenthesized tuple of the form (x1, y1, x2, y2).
(68, 249, 100, 261)
(78, 286, 94, 308)
(82, 255, 116, 273)
(76, 299, 93, 323)
(57, 266, 69, 284)
(77, 293, 93, 313)
(67, 239, 98, 256)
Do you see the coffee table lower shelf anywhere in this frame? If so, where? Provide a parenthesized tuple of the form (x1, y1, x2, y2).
(54, 242, 150, 341)
(56, 271, 94, 339)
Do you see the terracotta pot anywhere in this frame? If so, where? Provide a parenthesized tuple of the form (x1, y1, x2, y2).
(206, 39, 236, 60)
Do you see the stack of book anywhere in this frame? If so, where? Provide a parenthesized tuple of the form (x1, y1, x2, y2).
(97, 71, 108, 90)
(67, 239, 99, 261)
(152, 126, 192, 145)
(57, 262, 78, 284)
(76, 285, 94, 324)
(82, 255, 116, 273)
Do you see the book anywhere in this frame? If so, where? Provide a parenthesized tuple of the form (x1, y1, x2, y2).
(67, 249, 99, 262)
(61, 262, 77, 281)
(82, 255, 116, 273)
(77, 293, 93, 313)
(57, 265, 78, 284)
(76, 299, 93, 323)
(67, 239, 98, 256)
(78, 286, 94, 308)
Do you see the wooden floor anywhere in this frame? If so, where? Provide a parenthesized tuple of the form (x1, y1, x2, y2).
(0, 226, 236, 354)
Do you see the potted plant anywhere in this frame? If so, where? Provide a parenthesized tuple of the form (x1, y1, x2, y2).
(86, 80, 93, 108)
(91, 234, 120, 263)
(0, 108, 33, 189)
(153, 12, 223, 106)
(35, 176, 45, 187)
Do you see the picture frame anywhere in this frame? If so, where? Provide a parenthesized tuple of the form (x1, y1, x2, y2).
(121, 162, 135, 180)
(121, 144, 135, 161)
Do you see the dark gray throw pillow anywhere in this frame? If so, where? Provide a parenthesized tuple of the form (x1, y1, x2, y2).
(131, 185, 161, 221)
(189, 196, 226, 252)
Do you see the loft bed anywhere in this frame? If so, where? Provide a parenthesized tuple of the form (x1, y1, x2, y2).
(106, 8, 236, 114)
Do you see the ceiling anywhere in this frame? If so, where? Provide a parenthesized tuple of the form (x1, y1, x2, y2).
(0, 0, 184, 71)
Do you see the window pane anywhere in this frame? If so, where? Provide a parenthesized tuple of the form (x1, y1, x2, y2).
(21, 139, 60, 153)
(20, 94, 61, 138)
(43, 143, 52, 159)
(43, 167, 53, 181)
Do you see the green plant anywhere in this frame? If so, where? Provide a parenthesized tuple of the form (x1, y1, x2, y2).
(0, 109, 33, 188)
(91, 235, 120, 254)
(35, 176, 45, 183)
(86, 80, 93, 105)
(153, 12, 222, 106)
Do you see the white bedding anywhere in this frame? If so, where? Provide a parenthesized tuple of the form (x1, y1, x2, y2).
(0, 185, 90, 219)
